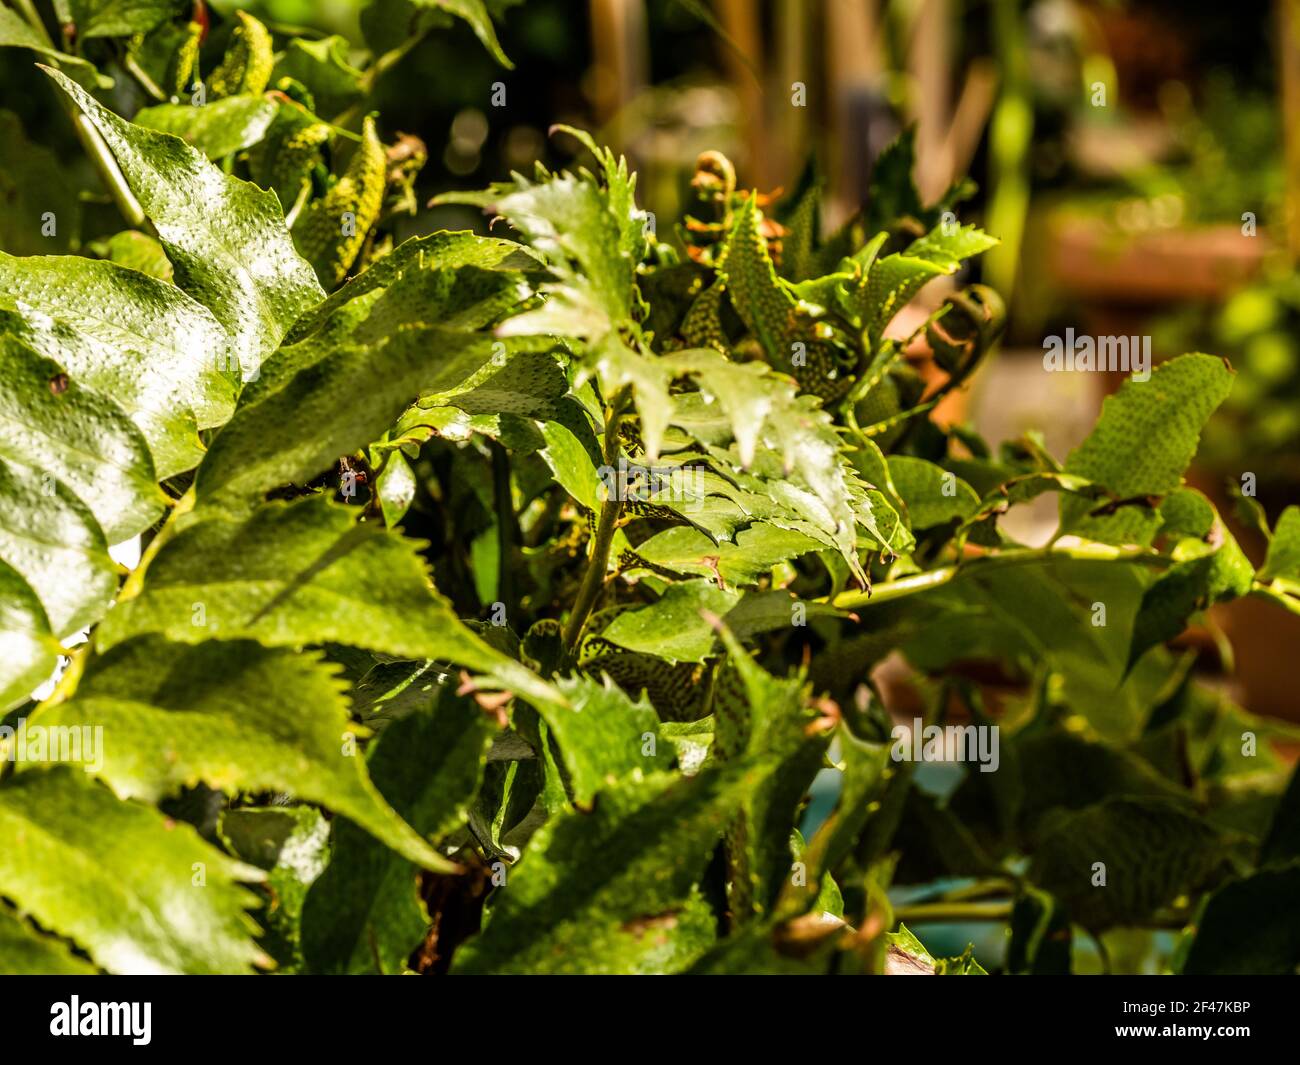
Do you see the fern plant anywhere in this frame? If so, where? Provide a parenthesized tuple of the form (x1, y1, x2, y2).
(2, 3, 1299, 977)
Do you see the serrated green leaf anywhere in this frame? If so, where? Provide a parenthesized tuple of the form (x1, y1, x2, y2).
(598, 579, 741, 664)
(197, 327, 551, 510)
(285, 230, 541, 344)
(134, 95, 280, 159)
(38, 637, 454, 871)
(480, 176, 646, 341)
(864, 128, 923, 235)
(632, 522, 824, 588)
(0, 903, 96, 975)
(716, 196, 795, 360)
(712, 628, 827, 919)
(775, 162, 821, 282)
(445, 347, 568, 418)
(0, 455, 116, 637)
(452, 769, 749, 973)
(0, 251, 237, 478)
(842, 222, 998, 346)
(1029, 797, 1231, 929)
(1128, 522, 1253, 669)
(301, 687, 494, 974)
(0, 335, 163, 542)
(96, 495, 558, 706)
(43, 67, 324, 376)
(437, 138, 646, 366)
(661, 349, 868, 574)
(219, 805, 329, 971)
(1061, 354, 1234, 546)
(532, 674, 673, 807)
(0, 767, 265, 974)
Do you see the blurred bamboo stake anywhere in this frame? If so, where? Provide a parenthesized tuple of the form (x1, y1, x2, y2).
(717, 0, 768, 186)
(1278, 0, 1300, 262)
(909, 0, 952, 203)
(941, 58, 999, 190)
(824, 0, 885, 225)
(589, 0, 648, 138)
(774, 0, 810, 191)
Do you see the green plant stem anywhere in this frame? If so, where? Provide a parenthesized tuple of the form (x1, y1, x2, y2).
(490, 439, 517, 609)
(562, 386, 632, 653)
(825, 543, 1174, 611)
(122, 48, 168, 102)
(14, 0, 53, 47)
(934, 877, 1019, 903)
(116, 488, 194, 607)
(1250, 583, 1300, 617)
(22, 12, 150, 231)
(45, 74, 150, 231)
(894, 901, 1013, 923)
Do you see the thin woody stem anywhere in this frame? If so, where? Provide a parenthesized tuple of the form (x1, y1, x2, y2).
(562, 385, 632, 653)
(893, 901, 1013, 923)
(38, 63, 150, 230)
(825, 543, 1174, 611)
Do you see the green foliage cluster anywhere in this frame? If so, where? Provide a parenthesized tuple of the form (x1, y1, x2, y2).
(1, 1, 1299, 976)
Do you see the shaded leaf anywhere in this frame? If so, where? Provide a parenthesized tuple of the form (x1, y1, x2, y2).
(0, 110, 80, 254)
(70, 0, 178, 39)
(1182, 863, 1300, 975)
(219, 806, 330, 971)
(1259, 505, 1300, 582)
(1029, 797, 1232, 929)
(301, 687, 494, 973)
